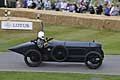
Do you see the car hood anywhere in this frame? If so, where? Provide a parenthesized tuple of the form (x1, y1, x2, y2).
(65, 41, 101, 47)
(9, 42, 38, 55)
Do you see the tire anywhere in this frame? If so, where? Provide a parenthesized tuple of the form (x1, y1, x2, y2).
(51, 46, 68, 62)
(24, 49, 42, 67)
(85, 51, 103, 69)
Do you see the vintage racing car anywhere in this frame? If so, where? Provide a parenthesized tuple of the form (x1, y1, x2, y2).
(9, 37, 104, 69)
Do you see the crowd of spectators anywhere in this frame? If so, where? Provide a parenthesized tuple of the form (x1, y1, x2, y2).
(15, 0, 120, 16)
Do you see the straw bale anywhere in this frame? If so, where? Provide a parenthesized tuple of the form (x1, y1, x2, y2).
(11, 11, 35, 19)
(0, 8, 120, 31)
(40, 14, 56, 24)
(103, 20, 120, 31)
(0, 9, 5, 17)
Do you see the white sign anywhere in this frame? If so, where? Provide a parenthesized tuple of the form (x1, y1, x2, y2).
(1, 21, 33, 30)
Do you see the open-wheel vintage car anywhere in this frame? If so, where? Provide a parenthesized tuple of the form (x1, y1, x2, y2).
(9, 37, 104, 69)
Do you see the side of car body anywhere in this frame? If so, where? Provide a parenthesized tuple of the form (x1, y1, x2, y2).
(9, 39, 104, 69)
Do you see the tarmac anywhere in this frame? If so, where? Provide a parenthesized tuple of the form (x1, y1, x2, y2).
(0, 52, 120, 75)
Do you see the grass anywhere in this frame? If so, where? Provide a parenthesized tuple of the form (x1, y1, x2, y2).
(0, 24, 120, 54)
(0, 31, 36, 52)
(0, 71, 120, 80)
(45, 24, 120, 54)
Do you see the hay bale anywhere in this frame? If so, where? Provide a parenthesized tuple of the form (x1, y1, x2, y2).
(0, 8, 36, 19)
(40, 14, 57, 24)
(1, 8, 120, 31)
(103, 20, 120, 31)
(0, 9, 6, 17)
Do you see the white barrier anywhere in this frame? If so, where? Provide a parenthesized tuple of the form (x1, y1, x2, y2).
(1, 21, 33, 30)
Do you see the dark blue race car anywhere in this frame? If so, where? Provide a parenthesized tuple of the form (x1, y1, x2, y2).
(9, 37, 104, 69)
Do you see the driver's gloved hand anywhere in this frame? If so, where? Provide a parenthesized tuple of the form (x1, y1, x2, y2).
(31, 38, 38, 42)
(44, 42, 48, 47)
(31, 39, 36, 42)
(31, 40, 34, 42)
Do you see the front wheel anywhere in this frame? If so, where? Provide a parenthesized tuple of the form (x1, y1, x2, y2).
(85, 51, 103, 69)
(24, 49, 42, 67)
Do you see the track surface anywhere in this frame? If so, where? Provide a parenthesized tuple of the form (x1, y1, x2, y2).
(0, 52, 120, 75)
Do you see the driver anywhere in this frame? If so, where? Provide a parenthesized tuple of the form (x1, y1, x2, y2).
(38, 31, 45, 40)
(37, 31, 46, 48)
(31, 31, 50, 48)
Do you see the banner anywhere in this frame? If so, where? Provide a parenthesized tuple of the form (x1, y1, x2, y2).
(1, 21, 33, 30)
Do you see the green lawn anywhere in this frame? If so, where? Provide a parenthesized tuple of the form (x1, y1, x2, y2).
(0, 24, 120, 54)
(0, 71, 120, 80)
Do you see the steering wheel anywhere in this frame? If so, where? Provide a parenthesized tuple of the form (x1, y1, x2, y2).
(44, 37, 54, 47)
(46, 37, 54, 42)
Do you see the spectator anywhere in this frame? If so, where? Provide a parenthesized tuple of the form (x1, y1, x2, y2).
(37, 0, 42, 10)
(96, 5, 103, 15)
(60, 0, 64, 11)
(84, 0, 91, 10)
(16, 0, 22, 8)
(63, 1, 68, 11)
(79, 0, 84, 5)
(51, 0, 56, 10)
(40, 0, 44, 9)
(12, 0, 120, 16)
(47, 0, 51, 9)
(34, 0, 39, 5)
(23, 0, 28, 8)
(73, 2, 78, 13)
(80, 2, 87, 13)
(119, 4, 120, 15)
(69, 4, 75, 12)
(104, 0, 111, 5)
(109, 3, 120, 16)
(27, 0, 33, 8)
(89, 6, 95, 14)
(104, 4, 111, 16)
(44, 0, 51, 10)
(31, 0, 37, 9)
(55, 0, 61, 11)
(66, 3, 70, 12)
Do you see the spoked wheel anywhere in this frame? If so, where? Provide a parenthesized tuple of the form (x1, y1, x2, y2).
(51, 46, 68, 62)
(24, 49, 42, 67)
(85, 51, 103, 69)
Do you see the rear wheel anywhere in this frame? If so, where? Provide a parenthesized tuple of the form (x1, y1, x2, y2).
(85, 51, 103, 69)
(24, 49, 42, 67)
(51, 46, 68, 62)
